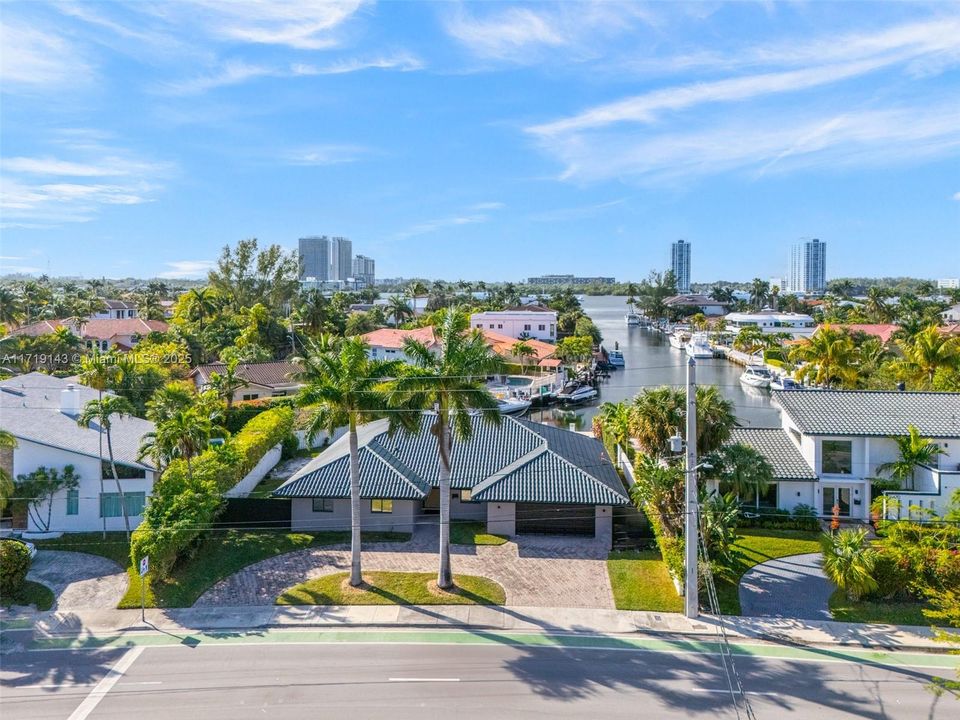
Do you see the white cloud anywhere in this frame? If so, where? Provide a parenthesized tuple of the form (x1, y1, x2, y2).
(0, 20, 95, 89)
(159, 59, 275, 95)
(395, 202, 505, 239)
(953, 191, 960, 201)
(291, 52, 424, 76)
(180, 0, 365, 50)
(282, 144, 371, 166)
(158, 260, 216, 279)
(444, 7, 567, 60)
(469, 201, 505, 211)
(529, 198, 626, 222)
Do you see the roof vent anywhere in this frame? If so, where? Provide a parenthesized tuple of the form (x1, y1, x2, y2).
(61, 384, 81, 416)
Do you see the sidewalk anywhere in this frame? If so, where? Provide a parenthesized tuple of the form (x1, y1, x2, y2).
(11, 604, 946, 653)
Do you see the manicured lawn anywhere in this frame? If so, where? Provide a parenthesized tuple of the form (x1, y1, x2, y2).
(604, 529, 821, 615)
(828, 589, 932, 627)
(3, 580, 55, 611)
(450, 521, 508, 546)
(607, 550, 683, 612)
(39, 530, 409, 609)
(248, 475, 290, 499)
(714, 529, 822, 615)
(277, 571, 506, 606)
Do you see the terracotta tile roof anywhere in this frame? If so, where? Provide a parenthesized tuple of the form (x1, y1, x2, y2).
(831, 324, 900, 343)
(5, 319, 72, 338)
(80, 318, 168, 340)
(480, 329, 556, 361)
(360, 326, 439, 350)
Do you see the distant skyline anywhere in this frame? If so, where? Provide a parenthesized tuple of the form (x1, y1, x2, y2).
(1, 2, 958, 283)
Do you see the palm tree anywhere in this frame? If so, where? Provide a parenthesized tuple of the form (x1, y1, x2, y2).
(188, 288, 218, 332)
(898, 325, 960, 386)
(820, 528, 878, 601)
(294, 337, 410, 587)
(829, 279, 855, 299)
(710, 286, 735, 304)
(0, 287, 24, 327)
(407, 281, 429, 314)
(707, 444, 773, 506)
(628, 386, 735, 459)
(394, 308, 502, 589)
(0, 429, 17, 514)
(78, 395, 137, 539)
(789, 325, 859, 388)
(209, 358, 246, 410)
(733, 326, 765, 354)
(510, 340, 536, 374)
(593, 402, 631, 451)
(864, 287, 892, 323)
(77, 351, 117, 537)
(388, 296, 414, 326)
(876, 424, 946, 491)
(749, 278, 770, 310)
(297, 289, 331, 335)
(145, 407, 214, 480)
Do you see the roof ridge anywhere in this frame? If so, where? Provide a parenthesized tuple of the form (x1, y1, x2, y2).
(367, 439, 431, 495)
(469, 442, 548, 495)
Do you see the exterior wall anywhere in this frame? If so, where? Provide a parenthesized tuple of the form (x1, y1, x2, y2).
(469, 312, 558, 342)
(13, 438, 154, 533)
(224, 443, 282, 498)
(450, 493, 486, 520)
(595, 505, 613, 549)
(291, 498, 419, 534)
(486, 502, 516, 536)
(777, 482, 817, 512)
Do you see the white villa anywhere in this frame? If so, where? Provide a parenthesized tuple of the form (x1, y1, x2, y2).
(89, 299, 139, 320)
(0, 373, 157, 534)
(719, 390, 960, 522)
(724, 311, 817, 338)
(470, 307, 558, 342)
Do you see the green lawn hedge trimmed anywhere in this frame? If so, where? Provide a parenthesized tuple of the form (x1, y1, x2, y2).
(131, 406, 294, 580)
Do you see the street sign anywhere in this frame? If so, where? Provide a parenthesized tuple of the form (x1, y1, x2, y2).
(139, 556, 149, 577)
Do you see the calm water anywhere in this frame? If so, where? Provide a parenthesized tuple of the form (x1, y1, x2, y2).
(535, 295, 781, 430)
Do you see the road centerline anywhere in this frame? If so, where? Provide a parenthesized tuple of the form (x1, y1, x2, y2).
(66, 646, 145, 720)
(388, 677, 461, 682)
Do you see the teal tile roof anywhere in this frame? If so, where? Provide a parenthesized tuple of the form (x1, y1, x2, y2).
(727, 428, 817, 482)
(275, 414, 629, 506)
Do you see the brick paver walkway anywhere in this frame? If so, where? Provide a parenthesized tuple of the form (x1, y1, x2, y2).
(195, 529, 614, 608)
(27, 550, 128, 611)
(738, 552, 834, 621)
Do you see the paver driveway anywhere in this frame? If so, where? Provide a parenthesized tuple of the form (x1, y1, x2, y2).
(738, 552, 834, 621)
(195, 529, 614, 608)
(26, 550, 128, 610)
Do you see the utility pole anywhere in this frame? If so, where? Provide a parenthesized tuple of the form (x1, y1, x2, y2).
(684, 357, 699, 619)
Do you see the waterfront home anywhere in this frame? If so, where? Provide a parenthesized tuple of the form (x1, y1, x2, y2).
(716, 390, 960, 522)
(0, 373, 157, 534)
(943, 303, 960, 323)
(829, 324, 900, 344)
(723, 311, 816, 338)
(5, 317, 168, 351)
(274, 415, 628, 547)
(470, 307, 558, 342)
(663, 294, 728, 317)
(89, 299, 138, 321)
(190, 361, 301, 402)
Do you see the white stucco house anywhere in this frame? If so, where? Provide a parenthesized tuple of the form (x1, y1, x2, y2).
(0, 373, 157, 535)
(724, 311, 817, 338)
(89, 299, 139, 320)
(274, 414, 628, 548)
(718, 390, 960, 522)
(470, 307, 558, 342)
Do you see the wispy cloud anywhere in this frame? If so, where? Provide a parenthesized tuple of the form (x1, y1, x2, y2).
(953, 191, 960, 202)
(394, 202, 505, 240)
(444, 7, 566, 61)
(1, 136, 173, 225)
(158, 260, 216, 279)
(529, 198, 626, 222)
(281, 144, 372, 166)
(291, 52, 424, 76)
(0, 20, 95, 90)
(158, 59, 274, 95)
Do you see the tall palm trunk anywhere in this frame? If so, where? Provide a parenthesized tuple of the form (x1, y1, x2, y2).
(348, 415, 363, 586)
(436, 408, 453, 589)
(98, 389, 106, 539)
(106, 429, 131, 539)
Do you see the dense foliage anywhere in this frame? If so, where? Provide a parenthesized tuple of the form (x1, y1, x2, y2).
(0, 539, 32, 598)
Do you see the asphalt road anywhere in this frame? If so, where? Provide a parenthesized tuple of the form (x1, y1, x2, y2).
(2, 634, 956, 720)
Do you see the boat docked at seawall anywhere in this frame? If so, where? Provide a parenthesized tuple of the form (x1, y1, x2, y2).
(555, 382, 598, 405)
(685, 332, 714, 359)
(668, 330, 689, 349)
(739, 365, 773, 388)
(625, 312, 643, 326)
(607, 350, 625, 367)
(770, 375, 803, 391)
(488, 385, 533, 415)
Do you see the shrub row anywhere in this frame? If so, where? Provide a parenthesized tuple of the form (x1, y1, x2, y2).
(738, 505, 819, 531)
(131, 406, 295, 580)
(224, 397, 295, 433)
(0, 540, 32, 598)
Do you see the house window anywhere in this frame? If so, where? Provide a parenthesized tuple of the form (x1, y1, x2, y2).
(66, 488, 79, 515)
(100, 340, 108, 351)
(271, 391, 287, 397)
(489, 324, 494, 329)
(822, 440, 852, 474)
(459, 489, 473, 502)
(524, 324, 531, 331)
(100, 492, 146, 518)
(242, 393, 259, 401)
(538, 324, 545, 331)
(497, 324, 503, 329)
(370, 499, 393, 513)
(312, 498, 334, 513)
(127, 310, 134, 317)
(102, 461, 146, 479)
(718, 482, 777, 509)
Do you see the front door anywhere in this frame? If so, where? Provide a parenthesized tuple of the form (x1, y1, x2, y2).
(822, 487, 851, 516)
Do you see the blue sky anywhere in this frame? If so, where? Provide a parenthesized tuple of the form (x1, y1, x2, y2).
(1, 1, 958, 284)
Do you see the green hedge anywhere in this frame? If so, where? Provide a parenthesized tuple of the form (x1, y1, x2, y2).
(738, 505, 819, 531)
(132, 406, 295, 580)
(0, 540, 32, 598)
(225, 397, 296, 433)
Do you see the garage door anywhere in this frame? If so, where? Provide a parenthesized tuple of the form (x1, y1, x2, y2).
(516, 504, 595, 536)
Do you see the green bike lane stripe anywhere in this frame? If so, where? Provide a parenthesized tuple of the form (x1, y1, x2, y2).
(29, 628, 960, 670)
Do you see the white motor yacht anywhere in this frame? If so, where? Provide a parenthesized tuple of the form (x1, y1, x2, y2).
(607, 350, 625, 367)
(668, 330, 689, 349)
(739, 365, 773, 388)
(770, 376, 803, 391)
(488, 385, 532, 415)
(625, 312, 642, 326)
(685, 332, 714, 359)
(556, 382, 598, 404)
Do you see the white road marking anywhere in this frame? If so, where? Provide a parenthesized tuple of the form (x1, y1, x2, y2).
(388, 677, 461, 682)
(66, 646, 145, 720)
(693, 688, 782, 697)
